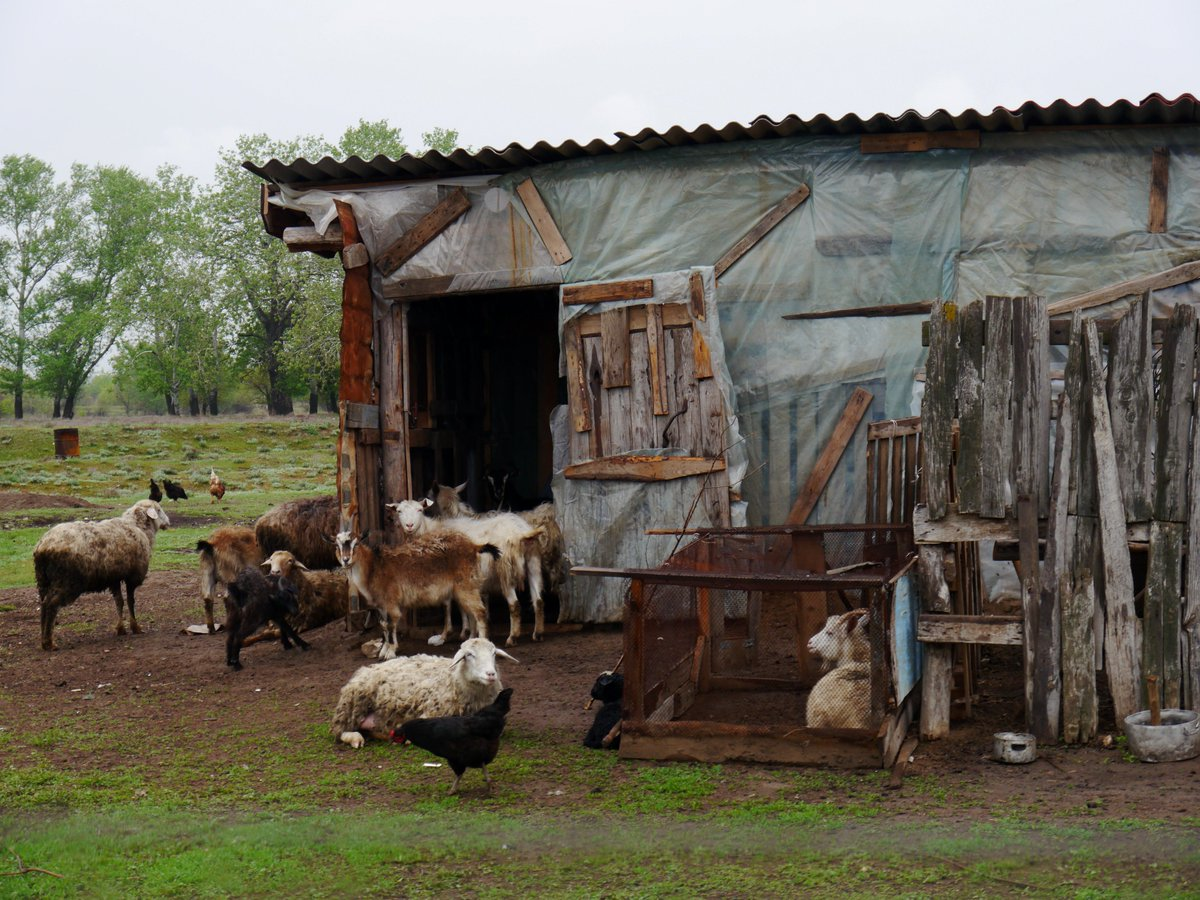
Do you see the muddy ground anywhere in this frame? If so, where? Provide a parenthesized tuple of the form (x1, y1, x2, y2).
(1, 495, 1198, 825)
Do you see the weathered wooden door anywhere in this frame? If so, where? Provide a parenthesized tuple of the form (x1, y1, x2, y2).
(556, 271, 738, 622)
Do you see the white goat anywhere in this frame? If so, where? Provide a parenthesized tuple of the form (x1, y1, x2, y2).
(34, 499, 170, 651)
(331, 637, 518, 748)
(334, 528, 496, 660)
(805, 609, 873, 730)
(387, 498, 544, 646)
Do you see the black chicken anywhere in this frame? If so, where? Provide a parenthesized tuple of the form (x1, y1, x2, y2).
(148, 478, 163, 502)
(162, 478, 188, 501)
(391, 688, 514, 795)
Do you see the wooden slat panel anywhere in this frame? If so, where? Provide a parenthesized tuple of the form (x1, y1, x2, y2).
(692, 325, 714, 380)
(1060, 557, 1098, 744)
(645, 303, 668, 416)
(956, 300, 985, 514)
(562, 278, 655, 306)
(688, 271, 706, 321)
(1018, 496, 1041, 733)
(1011, 296, 1050, 518)
(890, 436, 904, 525)
(564, 455, 726, 482)
(696, 374, 725, 458)
(283, 223, 344, 253)
(921, 302, 958, 520)
(1153, 303, 1196, 522)
(786, 387, 873, 524)
(576, 302, 690, 336)
(563, 318, 591, 434)
(1085, 320, 1141, 724)
(1047, 259, 1200, 315)
(1145, 521, 1183, 710)
(1108, 295, 1153, 522)
(1064, 313, 1097, 517)
(628, 329, 655, 450)
(785, 300, 934, 320)
(860, 131, 981, 154)
(667, 327, 699, 452)
(1149, 146, 1169, 234)
(586, 336, 605, 459)
(916, 614, 1023, 646)
(980, 297, 1012, 517)
(376, 187, 471, 277)
(600, 307, 631, 388)
(714, 184, 810, 279)
(515, 177, 572, 265)
(1185, 335, 1200, 708)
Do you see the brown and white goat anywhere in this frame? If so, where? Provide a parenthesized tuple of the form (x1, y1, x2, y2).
(334, 529, 498, 660)
(804, 609, 873, 730)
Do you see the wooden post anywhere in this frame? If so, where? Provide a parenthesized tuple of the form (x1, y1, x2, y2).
(921, 302, 958, 520)
(955, 300, 984, 514)
(335, 201, 375, 406)
(1107, 295, 1153, 522)
(918, 544, 953, 740)
(980, 297, 1013, 518)
(378, 303, 410, 522)
(1084, 320, 1141, 725)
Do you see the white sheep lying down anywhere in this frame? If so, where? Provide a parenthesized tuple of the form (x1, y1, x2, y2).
(34, 499, 170, 651)
(388, 498, 545, 646)
(332, 637, 518, 748)
(805, 608, 873, 730)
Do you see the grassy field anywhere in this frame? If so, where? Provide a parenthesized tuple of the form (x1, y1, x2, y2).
(0, 415, 338, 589)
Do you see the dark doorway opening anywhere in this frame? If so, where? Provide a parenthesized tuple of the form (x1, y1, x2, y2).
(406, 288, 564, 511)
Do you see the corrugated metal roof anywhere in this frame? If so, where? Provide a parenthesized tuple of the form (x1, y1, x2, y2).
(244, 93, 1200, 188)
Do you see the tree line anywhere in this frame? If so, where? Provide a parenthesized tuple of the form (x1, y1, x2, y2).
(0, 121, 461, 418)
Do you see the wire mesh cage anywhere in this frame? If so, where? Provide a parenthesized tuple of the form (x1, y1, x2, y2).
(604, 525, 914, 767)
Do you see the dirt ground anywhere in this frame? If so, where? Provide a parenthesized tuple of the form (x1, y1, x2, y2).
(2, 495, 1199, 824)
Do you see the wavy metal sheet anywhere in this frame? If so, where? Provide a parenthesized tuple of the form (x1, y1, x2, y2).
(244, 93, 1199, 188)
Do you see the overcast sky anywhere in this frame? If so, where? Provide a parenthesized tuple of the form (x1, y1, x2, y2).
(3, 0, 1197, 184)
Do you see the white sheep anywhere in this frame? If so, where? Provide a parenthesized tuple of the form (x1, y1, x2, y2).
(331, 637, 518, 749)
(805, 609, 873, 730)
(387, 498, 545, 646)
(34, 499, 170, 651)
(334, 528, 497, 659)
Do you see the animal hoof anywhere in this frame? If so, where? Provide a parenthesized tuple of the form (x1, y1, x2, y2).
(300, 643, 311, 652)
(131, 623, 143, 634)
(533, 633, 543, 642)
(427, 634, 446, 646)
(116, 625, 127, 636)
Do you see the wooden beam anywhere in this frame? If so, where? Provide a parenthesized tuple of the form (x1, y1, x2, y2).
(576, 302, 690, 336)
(564, 455, 725, 482)
(600, 307, 631, 388)
(786, 387, 873, 524)
(783, 301, 934, 320)
(335, 201, 374, 406)
(688, 271, 706, 321)
(1046, 258, 1200, 315)
(563, 319, 591, 433)
(714, 183, 810, 279)
(376, 187, 471, 277)
(917, 614, 1023, 646)
(283, 223, 344, 253)
(1149, 146, 1169, 233)
(562, 278, 655, 307)
(1085, 320, 1141, 725)
(515, 177, 572, 265)
(860, 131, 980, 154)
(922, 301, 958, 520)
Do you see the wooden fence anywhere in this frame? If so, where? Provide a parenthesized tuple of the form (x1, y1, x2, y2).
(916, 294, 1200, 742)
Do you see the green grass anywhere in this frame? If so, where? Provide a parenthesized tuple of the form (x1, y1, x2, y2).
(1, 809, 1197, 898)
(0, 416, 338, 589)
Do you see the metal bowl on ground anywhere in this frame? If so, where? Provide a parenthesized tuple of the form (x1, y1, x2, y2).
(993, 731, 1037, 764)
(1122, 709, 1200, 762)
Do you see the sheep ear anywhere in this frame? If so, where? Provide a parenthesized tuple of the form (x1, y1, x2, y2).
(260, 560, 271, 570)
(294, 559, 309, 570)
(453, 481, 468, 495)
(145, 507, 159, 521)
(420, 498, 434, 510)
(495, 649, 520, 664)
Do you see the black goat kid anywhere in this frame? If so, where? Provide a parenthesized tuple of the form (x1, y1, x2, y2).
(224, 566, 309, 670)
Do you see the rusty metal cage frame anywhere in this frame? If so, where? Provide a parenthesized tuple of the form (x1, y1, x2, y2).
(577, 524, 917, 767)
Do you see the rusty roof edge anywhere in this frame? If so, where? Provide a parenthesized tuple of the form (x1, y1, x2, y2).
(243, 93, 1200, 187)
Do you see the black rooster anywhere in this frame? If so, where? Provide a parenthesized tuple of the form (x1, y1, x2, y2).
(162, 478, 188, 501)
(391, 688, 513, 795)
(148, 478, 163, 503)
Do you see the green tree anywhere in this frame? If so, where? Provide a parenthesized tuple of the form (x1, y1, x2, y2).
(337, 119, 408, 159)
(0, 154, 79, 418)
(208, 133, 339, 414)
(34, 164, 160, 418)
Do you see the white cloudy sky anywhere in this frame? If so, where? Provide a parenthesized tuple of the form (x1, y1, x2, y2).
(3, 0, 1197, 184)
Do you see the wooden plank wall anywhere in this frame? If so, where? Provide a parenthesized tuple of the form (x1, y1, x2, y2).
(921, 296, 1200, 739)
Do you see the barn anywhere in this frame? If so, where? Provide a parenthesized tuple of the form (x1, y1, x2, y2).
(248, 94, 1200, 763)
